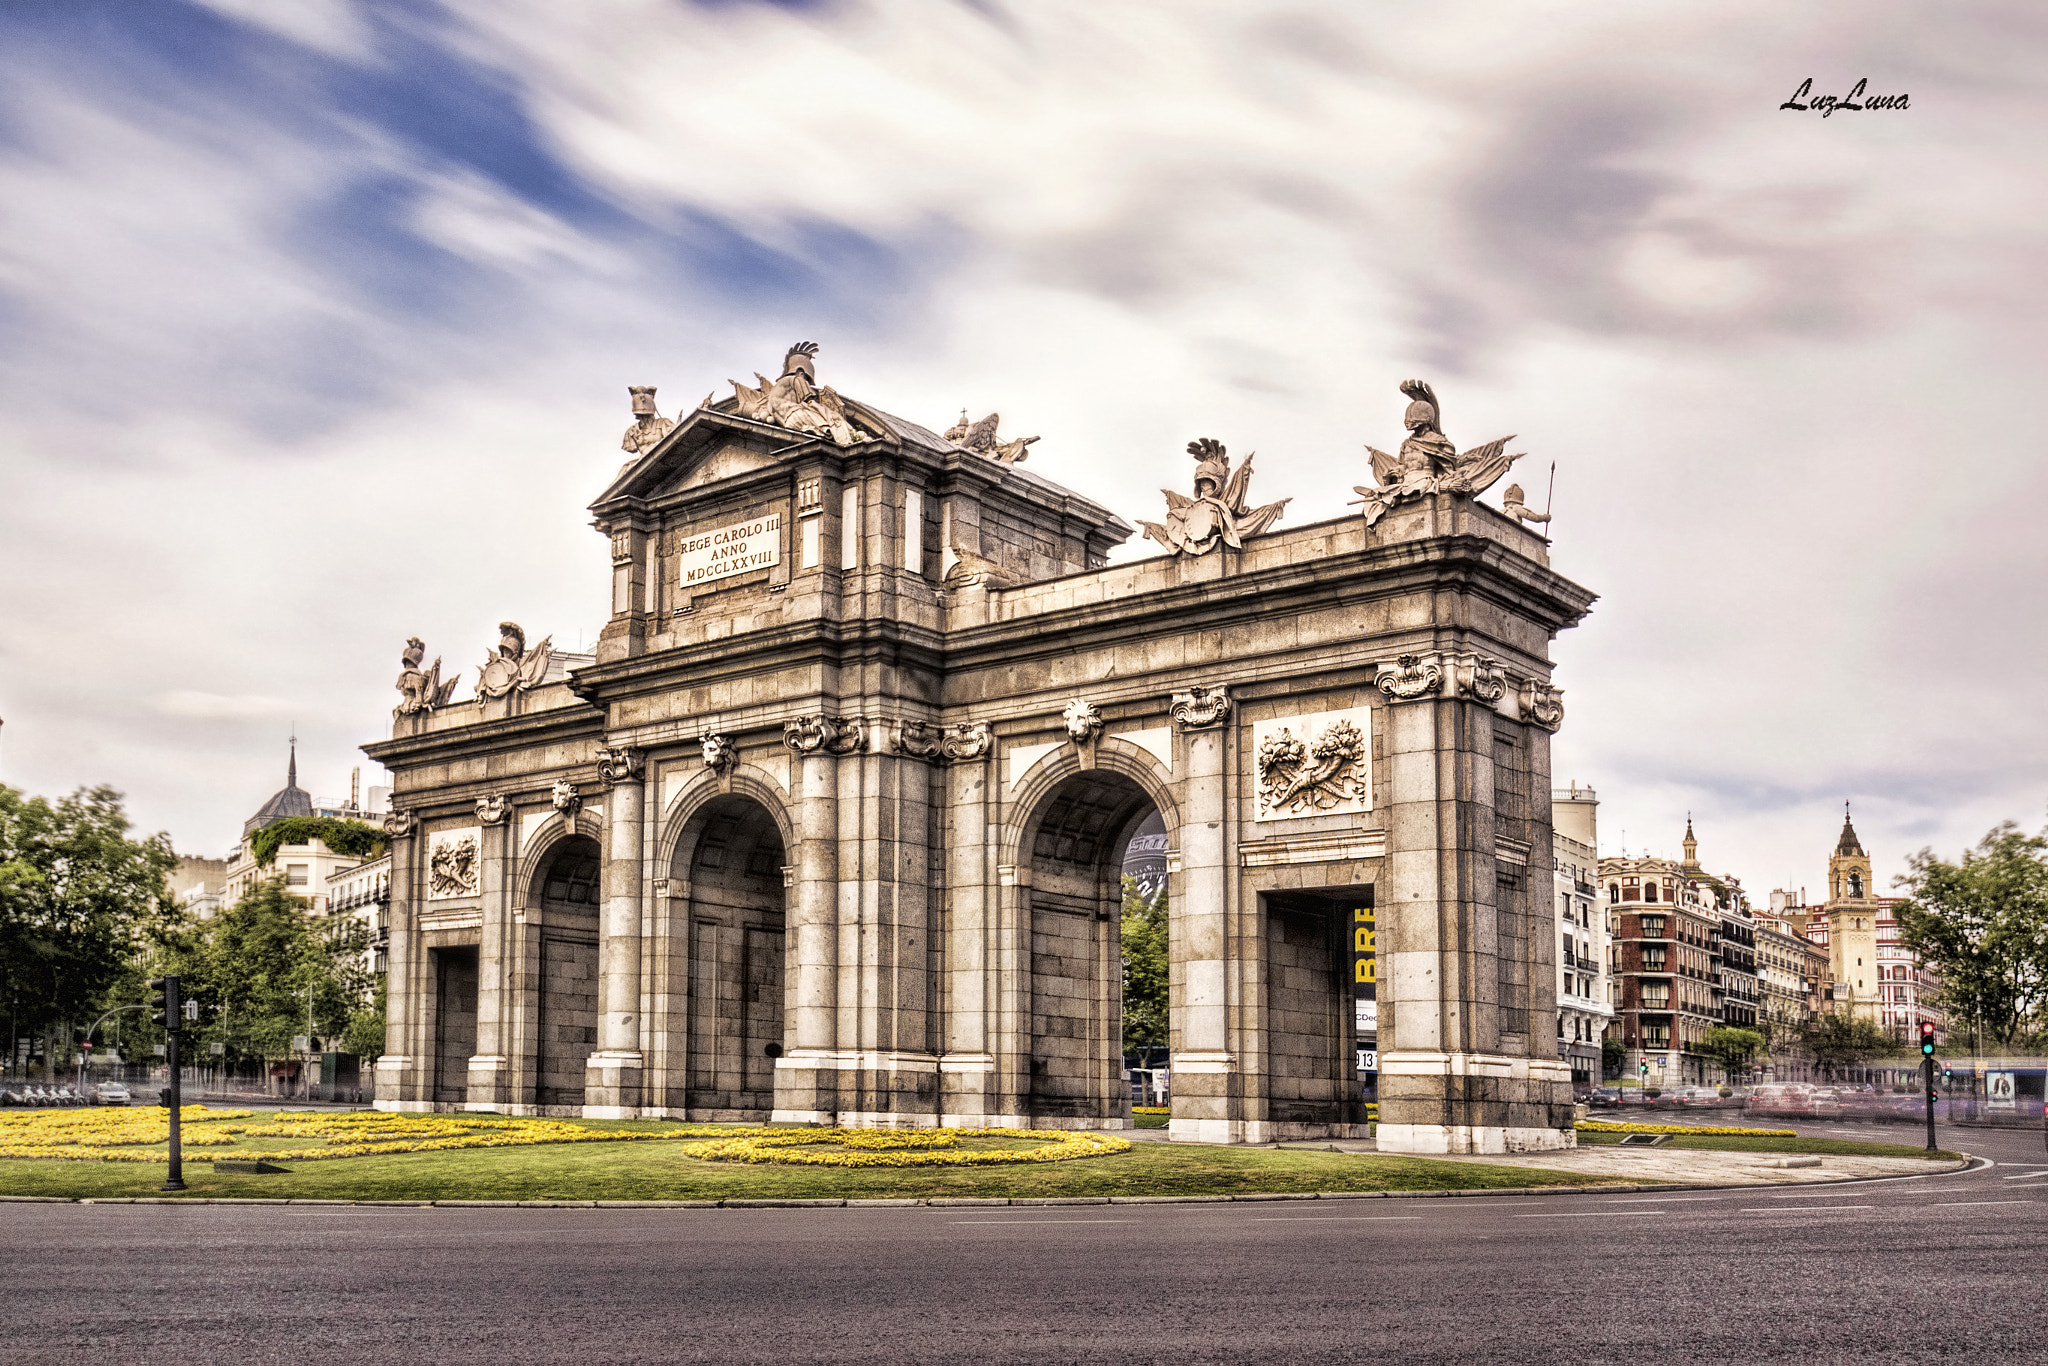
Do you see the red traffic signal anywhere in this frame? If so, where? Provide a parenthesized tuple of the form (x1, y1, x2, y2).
(1918, 1020, 1937, 1056)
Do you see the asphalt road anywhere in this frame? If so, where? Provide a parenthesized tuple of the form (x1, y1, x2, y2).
(5, 1121, 2044, 1366)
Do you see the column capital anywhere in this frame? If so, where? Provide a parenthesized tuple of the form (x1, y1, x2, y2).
(1169, 684, 1232, 731)
(598, 744, 645, 786)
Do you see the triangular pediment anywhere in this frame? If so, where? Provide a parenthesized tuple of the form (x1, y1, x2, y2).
(591, 405, 821, 510)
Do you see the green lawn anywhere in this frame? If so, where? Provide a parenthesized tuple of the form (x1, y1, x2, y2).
(1575, 1130, 1962, 1161)
(0, 1121, 1636, 1202)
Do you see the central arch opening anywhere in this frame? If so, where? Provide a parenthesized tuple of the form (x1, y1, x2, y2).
(532, 834, 600, 1111)
(673, 796, 787, 1121)
(1025, 769, 1163, 1124)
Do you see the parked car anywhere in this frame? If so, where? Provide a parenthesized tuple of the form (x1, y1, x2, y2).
(1589, 1087, 1622, 1110)
(95, 1083, 131, 1106)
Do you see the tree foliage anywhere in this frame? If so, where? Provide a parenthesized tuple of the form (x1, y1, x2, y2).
(1696, 1025, 1767, 1076)
(1120, 875, 1168, 1054)
(0, 785, 176, 1045)
(1892, 822, 2048, 1050)
(161, 876, 377, 1060)
(247, 817, 387, 869)
(1801, 1012, 1900, 1073)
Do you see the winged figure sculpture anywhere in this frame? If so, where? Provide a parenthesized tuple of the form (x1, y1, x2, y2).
(944, 411, 1038, 464)
(1353, 381, 1524, 526)
(1140, 439, 1292, 556)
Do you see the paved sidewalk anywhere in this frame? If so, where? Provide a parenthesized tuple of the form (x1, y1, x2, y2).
(1382, 1145, 1967, 1186)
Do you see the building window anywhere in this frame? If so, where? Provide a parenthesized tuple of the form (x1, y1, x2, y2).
(286, 863, 309, 886)
(1642, 916, 1666, 938)
(1643, 884, 1658, 904)
(1609, 883, 1620, 903)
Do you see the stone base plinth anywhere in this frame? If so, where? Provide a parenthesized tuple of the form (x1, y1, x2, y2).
(1374, 1049, 1576, 1153)
(465, 1054, 510, 1109)
(583, 1050, 645, 1117)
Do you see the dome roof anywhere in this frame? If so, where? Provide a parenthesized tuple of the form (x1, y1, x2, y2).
(243, 745, 314, 836)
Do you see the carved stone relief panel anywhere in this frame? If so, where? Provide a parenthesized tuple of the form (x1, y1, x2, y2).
(1251, 707, 1373, 823)
(426, 827, 483, 900)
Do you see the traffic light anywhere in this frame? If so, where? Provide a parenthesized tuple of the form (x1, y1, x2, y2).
(1918, 1020, 1937, 1056)
(148, 977, 181, 1032)
(1638, 1060, 1649, 1077)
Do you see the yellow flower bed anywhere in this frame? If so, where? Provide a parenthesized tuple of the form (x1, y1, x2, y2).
(1132, 1106, 1170, 1115)
(683, 1126, 1131, 1168)
(0, 1107, 1132, 1168)
(0, 1106, 734, 1164)
(1577, 1119, 1797, 1137)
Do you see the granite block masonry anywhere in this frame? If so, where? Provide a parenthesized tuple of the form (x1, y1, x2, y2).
(364, 351, 1597, 1154)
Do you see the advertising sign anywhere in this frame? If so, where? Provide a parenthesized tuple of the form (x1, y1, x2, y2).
(1987, 1071, 2017, 1110)
(676, 514, 783, 588)
(1351, 903, 1378, 1041)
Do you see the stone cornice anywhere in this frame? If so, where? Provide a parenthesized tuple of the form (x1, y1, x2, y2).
(361, 701, 602, 769)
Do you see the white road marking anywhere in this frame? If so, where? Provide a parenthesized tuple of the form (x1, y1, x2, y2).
(1739, 1206, 1873, 1213)
(1247, 1217, 1424, 1223)
(2000, 1172, 2048, 1180)
(1932, 1200, 2033, 1207)
(949, 1220, 1134, 1225)
(1513, 1210, 1667, 1218)
(1764, 1192, 1867, 1199)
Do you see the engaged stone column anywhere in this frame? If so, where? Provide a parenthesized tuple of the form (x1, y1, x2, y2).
(374, 808, 428, 1111)
(775, 726, 843, 1123)
(1169, 713, 1241, 1143)
(466, 796, 513, 1110)
(940, 724, 999, 1125)
(585, 747, 645, 1117)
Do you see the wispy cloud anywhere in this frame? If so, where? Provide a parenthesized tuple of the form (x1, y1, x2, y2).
(1, 0, 2043, 890)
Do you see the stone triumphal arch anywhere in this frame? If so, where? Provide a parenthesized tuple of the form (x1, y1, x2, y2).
(366, 347, 1596, 1153)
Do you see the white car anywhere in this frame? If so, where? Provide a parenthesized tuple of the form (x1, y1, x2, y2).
(96, 1084, 132, 1106)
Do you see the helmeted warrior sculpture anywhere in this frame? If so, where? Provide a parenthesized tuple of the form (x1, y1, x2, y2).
(475, 621, 554, 700)
(1353, 381, 1523, 526)
(621, 386, 674, 456)
(1139, 439, 1292, 556)
(945, 410, 1038, 464)
(1501, 483, 1551, 527)
(394, 638, 460, 716)
(730, 342, 870, 446)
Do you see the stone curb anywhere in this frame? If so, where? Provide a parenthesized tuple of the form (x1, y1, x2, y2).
(21, 1156, 1972, 1211)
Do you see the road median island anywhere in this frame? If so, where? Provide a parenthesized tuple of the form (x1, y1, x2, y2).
(0, 1105, 1648, 1204)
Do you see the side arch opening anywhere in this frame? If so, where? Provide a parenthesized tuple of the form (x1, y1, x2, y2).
(671, 795, 788, 1120)
(1021, 769, 1163, 1124)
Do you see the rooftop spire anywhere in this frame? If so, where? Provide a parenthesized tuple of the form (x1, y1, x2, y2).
(1681, 815, 1699, 870)
(1836, 800, 1864, 856)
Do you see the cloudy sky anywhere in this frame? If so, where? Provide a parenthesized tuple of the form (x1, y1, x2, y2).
(2, 0, 2042, 899)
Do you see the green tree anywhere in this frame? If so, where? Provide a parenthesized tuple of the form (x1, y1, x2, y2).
(0, 785, 177, 1076)
(1696, 1025, 1767, 1078)
(1892, 822, 2048, 1051)
(1802, 1012, 1899, 1075)
(1119, 875, 1168, 1055)
(1600, 1034, 1625, 1079)
(167, 876, 374, 1064)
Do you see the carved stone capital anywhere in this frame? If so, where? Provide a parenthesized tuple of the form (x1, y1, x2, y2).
(783, 715, 867, 756)
(1061, 698, 1104, 744)
(1451, 652, 1508, 704)
(1169, 684, 1232, 731)
(550, 778, 582, 821)
(1518, 679, 1565, 732)
(474, 794, 510, 826)
(381, 807, 416, 839)
(941, 721, 993, 763)
(1374, 653, 1444, 703)
(597, 745, 645, 787)
(700, 733, 740, 776)
(891, 719, 944, 762)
